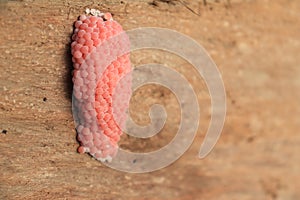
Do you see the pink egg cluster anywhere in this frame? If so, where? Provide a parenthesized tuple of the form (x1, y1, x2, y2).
(71, 12, 131, 162)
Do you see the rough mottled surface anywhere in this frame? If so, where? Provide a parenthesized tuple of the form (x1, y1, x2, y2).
(0, 0, 300, 199)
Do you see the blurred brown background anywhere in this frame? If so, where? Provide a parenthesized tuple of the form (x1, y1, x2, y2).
(0, 0, 299, 199)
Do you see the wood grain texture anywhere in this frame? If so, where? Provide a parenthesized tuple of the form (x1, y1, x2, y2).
(0, 0, 300, 199)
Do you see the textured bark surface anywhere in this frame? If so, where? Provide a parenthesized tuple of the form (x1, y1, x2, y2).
(0, 0, 299, 199)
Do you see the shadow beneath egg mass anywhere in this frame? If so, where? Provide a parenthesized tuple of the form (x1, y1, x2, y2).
(63, 32, 74, 103)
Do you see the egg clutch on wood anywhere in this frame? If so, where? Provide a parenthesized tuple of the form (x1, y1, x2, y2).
(71, 9, 132, 162)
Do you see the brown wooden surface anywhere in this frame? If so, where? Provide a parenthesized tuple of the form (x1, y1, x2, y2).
(0, 0, 300, 199)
